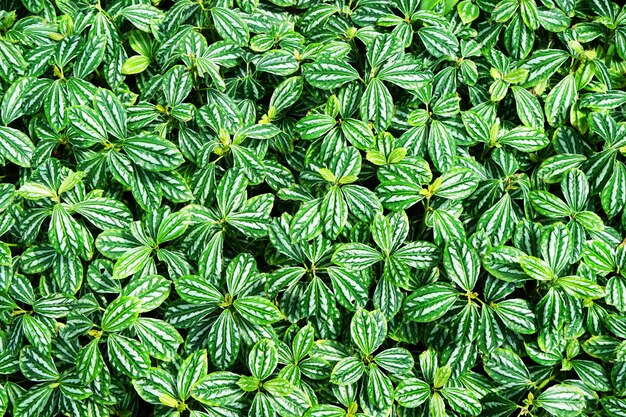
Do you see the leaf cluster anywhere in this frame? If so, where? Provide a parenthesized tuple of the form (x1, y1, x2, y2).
(0, 0, 626, 416)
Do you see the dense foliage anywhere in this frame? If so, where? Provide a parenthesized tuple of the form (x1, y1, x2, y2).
(1, 0, 626, 416)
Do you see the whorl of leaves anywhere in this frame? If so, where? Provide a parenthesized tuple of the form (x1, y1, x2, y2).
(0, 0, 626, 416)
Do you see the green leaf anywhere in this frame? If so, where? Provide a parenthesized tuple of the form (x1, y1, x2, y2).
(120, 4, 164, 31)
(477, 193, 516, 246)
(0, 126, 34, 167)
(32, 293, 74, 317)
(493, 299, 536, 334)
(304, 405, 345, 417)
(557, 275, 605, 299)
(49, 204, 82, 256)
(101, 296, 141, 332)
(256, 50, 299, 76)
(511, 86, 545, 128)
(45, 80, 67, 131)
(378, 60, 430, 90)
(176, 275, 223, 305)
(330, 356, 364, 385)
(374, 347, 414, 375)
(292, 324, 315, 362)
(327, 267, 368, 311)
(441, 387, 482, 415)
(250, 392, 274, 416)
(211, 8, 249, 46)
(134, 317, 183, 360)
(536, 385, 586, 417)
(208, 311, 240, 370)
(561, 169, 588, 212)
(520, 255, 556, 281)
(418, 26, 459, 58)
(320, 186, 348, 238)
(113, 245, 152, 280)
(76, 339, 104, 384)
(94, 88, 127, 139)
(217, 169, 247, 216)
(444, 239, 480, 291)
(13, 385, 55, 417)
(133, 368, 177, 406)
(303, 60, 360, 90)
(395, 378, 430, 408)
(341, 118, 376, 150)
(1, 77, 35, 126)
(606, 276, 626, 312)
(123, 134, 184, 172)
(483, 349, 531, 388)
(571, 360, 611, 392)
(367, 364, 394, 409)
(107, 333, 150, 378)
(68, 106, 108, 146)
(332, 243, 382, 270)
(74, 35, 106, 78)
(270, 76, 303, 113)
(249, 339, 278, 380)
(350, 309, 386, 355)
(583, 240, 615, 275)
(360, 78, 394, 131)
(234, 296, 282, 325)
(376, 181, 423, 211)
(404, 283, 458, 322)
(72, 198, 133, 229)
(434, 168, 479, 199)
(530, 191, 570, 218)
(162, 66, 192, 106)
(371, 213, 392, 254)
(0, 37, 27, 82)
(17, 183, 55, 200)
(19, 346, 58, 382)
(499, 126, 549, 152)
(428, 120, 455, 172)
(545, 75, 577, 127)
(157, 210, 190, 244)
(193, 371, 244, 406)
(392, 241, 439, 269)
(177, 350, 208, 400)
(268, 379, 311, 415)
(295, 114, 336, 140)
(522, 49, 570, 87)
(601, 162, 626, 218)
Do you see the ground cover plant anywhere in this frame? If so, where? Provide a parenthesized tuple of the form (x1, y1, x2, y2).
(0, 0, 626, 416)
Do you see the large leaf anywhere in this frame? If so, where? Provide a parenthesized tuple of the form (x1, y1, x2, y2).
(303, 60, 360, 90)
(0, 126, 34, 167)
(123, 134, 185, 172)
(404, 283, 458, 322)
